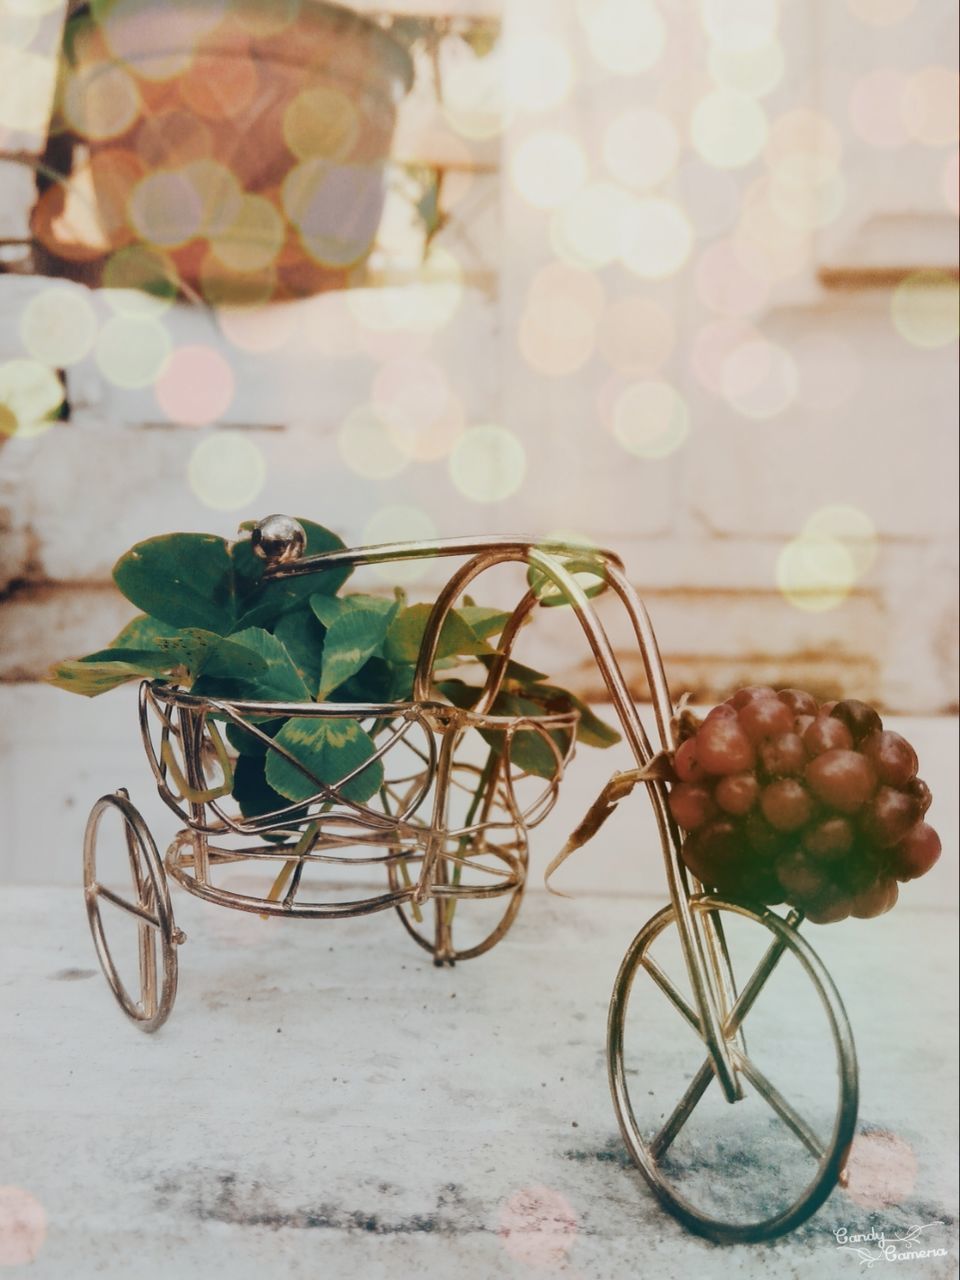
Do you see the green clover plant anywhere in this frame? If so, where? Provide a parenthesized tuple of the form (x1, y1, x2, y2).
(48, 519, 619, 821)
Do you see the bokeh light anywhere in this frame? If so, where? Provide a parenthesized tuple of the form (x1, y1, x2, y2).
(283, 85, 360, 162)
(519, 263, 603, 376)
(603, 108, 680, 191)
(842, 1131, 918, 1210)
(337, 404, 409, 479)
(511, 130, 587, 210)
(612, 380, 690, 458)
(154, 345, 235, 425)
(577, 0, 666, 75)
(769, 170, 845, 231)
(708, 40, 785, 97)
(128, 170, 205, 248)
(901, 66, 960, 148)
(20, 288, 98, 367)
(700, 0, 779, 53)
(217, 303, 297, 353)
(504, 31, 573, 113)
(891, 271, 960, 348)
(0, 359, 63, 438)
(765, 109, 842, 185)
(849, 70, 909, 149)
(722, 337, 798, 418)
(695, 238, 769, 317)
(449, 425, 526, 502)
(551, 182, 634, 270)
(62, 61, 141, 140)
(188, 431, 266, 511)
(619, 198, 693, 278)
(362, 505, 438, 585)
(804, 504, 878, 579)
(597, 296, 675, 375)
(777, 534, 858, 612)
(372, 357, 465, 461)
(691, 91, 769, 169)
(209, 193, 285, 273)
(0, 1186, 46, 1267)
(94, 314, 171, 388)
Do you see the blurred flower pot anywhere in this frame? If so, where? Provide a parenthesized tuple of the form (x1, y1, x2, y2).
(33, 0, 413, 302)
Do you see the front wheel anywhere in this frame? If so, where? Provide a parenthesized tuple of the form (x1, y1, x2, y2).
(608, 895, 858, 1243)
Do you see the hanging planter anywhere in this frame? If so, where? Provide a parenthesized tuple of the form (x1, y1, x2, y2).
(31, 0, 413, 303)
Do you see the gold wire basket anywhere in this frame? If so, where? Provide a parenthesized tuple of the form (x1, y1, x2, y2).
(82, 517, 859, 1244)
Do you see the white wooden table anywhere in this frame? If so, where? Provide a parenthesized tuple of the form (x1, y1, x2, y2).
(1, 879, 957, 1279)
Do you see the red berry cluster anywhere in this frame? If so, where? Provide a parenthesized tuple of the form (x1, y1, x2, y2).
(668, 688, 941, 923)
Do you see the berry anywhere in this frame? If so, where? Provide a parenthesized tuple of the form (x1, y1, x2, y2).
(889, 822, 941, 882)
(906, 776, 932, 816)
(714, 772, 759, 816)
(850, 877, 899, 919)
(859, 787, 919, 848)
(860, 730, 918, 788)
(803, 816, 855, 862)
(776, 850, 829, 904)
(777, 688, 818, 717)
(793, 714, 816, 738)
(674, 736, 705, 783)
(759, 732, 806, 778)
(696, 717, 756, 775)
(806, 749, 876, 813)
(668, 783, 717, 832)
(830, 698, 883, 743)
(671, 688, 936, 923)
(803, 716, 854, 757)
(682, 819, 740, 890)
(761, 779, 814, 832)
(738, 696, 795, 743)
(730, 685, 777, 708)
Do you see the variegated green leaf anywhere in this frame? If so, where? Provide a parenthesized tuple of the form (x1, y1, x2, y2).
(265, 717, 383, 804)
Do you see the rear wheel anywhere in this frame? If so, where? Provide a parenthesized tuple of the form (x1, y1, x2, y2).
(83, 791, 181, 1031)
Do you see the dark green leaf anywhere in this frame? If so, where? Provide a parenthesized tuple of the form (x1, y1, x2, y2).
(265, 718, 384, 804)
(310, 592, 396, 629)
(274, 608, 325, 692)
(219, 629, 311, 703)
(113, 534, 238, 633)
(233, 753, 300, 821)
(226, 718, 285, 759)
(317, 603, 399, 698)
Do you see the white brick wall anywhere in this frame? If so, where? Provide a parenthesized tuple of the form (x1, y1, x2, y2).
(1, 0, 957, 883)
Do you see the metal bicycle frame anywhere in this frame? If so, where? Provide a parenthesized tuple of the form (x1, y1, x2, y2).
(263, 531, 744, 1098)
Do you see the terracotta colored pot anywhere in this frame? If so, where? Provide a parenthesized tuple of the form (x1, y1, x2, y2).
(37, 0, 412, 302)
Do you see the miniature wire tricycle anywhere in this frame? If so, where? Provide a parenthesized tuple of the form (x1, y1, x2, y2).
(82, 516, 858, 1243)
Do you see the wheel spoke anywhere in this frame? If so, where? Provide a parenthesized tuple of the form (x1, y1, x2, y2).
(641, 955, 701, 1035)
(95, 884, 161, 929)
(733, 1049, 825, 1161)
(650, 1059, 715, 1160)
(722, 930, 791, 1039)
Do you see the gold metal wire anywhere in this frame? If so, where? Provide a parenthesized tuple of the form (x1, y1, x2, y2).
(81, 521, 859, 1242)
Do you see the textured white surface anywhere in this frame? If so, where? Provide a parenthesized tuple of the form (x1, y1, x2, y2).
(0, 883, 957, 1279)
